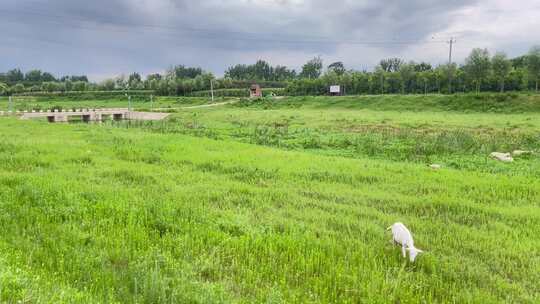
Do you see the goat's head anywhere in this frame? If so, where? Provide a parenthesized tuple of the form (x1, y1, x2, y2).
(407, 247, 424, 262)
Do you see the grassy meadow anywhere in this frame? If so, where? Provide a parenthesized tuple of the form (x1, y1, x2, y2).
(0, 95, 216, 112)
(0, 94, 539, 303)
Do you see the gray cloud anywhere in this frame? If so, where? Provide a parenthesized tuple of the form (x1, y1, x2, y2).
(1, 0, 538, 80)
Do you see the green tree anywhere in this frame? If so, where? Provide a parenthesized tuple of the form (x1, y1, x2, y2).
(252, 60, 272, 80)
(115, 75, 127, 90)
(72, 81, 87, 92)
(64, 80, 73, 92)
(128, 73, 142, 89)
(527, 46, 540, 92)
(272, 65, 296, 81)
(147, 73, 162, 81)
(373, 68, 386, 94)
(300, 57, 323, 79)
(379, 58, 403, 72)
(41, 82, 58, 92)
(464, 48, 491, 93)
(25, 70, 43, 82)
(167, 65, 203, 79)
(413, 62, 432, 72)
(11, 83, 25, 94)
(6, 69, 24, 82)
(417, 71, 431, 94)
(328, 62, 346, 76)
(0, 82, 8, 95)
(491, 52, 512, 92)
(398, 63, 415, 94)
(100, 79, 116, 91)
(41, 72, 56, 82)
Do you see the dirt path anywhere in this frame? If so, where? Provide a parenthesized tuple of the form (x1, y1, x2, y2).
(150, 99, 239, 111)
(181, 100, 239, 109)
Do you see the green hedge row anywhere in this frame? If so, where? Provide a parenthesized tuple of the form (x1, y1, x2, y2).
(13, 90, 155, 100)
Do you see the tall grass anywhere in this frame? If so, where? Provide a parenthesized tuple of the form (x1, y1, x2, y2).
(1, 94, 540, 303)
(0, 118, 539, 303)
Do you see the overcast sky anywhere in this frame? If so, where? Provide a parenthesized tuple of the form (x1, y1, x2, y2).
(1, 0, 539, 81)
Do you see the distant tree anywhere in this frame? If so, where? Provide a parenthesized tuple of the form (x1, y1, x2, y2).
(0, 82, 8, 95)
(72, 81, 87, 91)
(225, 61, 295, 81)
(438, 63, 457, 94)
(413, 62, 433, 72)
(492, 52, 512, 92)
(147, 79, 159, 91)
(146, 73, 162, 81)
(398, 63, 415, 94)
(128, 72, 142, 89)
(11, 83, 25, 94)
(272, 65, 296, 81)
(379, 58, 403, 72)
(373, 67, 386, 94)
(527, 46, 540, 92)
(167, 65, 203, 79)
(464, 48, 491, 93)
(252, 60, 272, 80)
(41, 72, 56, 82)
(417, 71, 431, 94)
(115, 75, 127, 89)
(100, 79, 116, 91)
(64, 80, 73, 91)
(58, 82, 67, 92)
(41, 82, 60, 92)
(66, 75, 89, 82)
(226, 64, 249, 80)
(25, 70, 42, 82)
(300, 56, 323, 79)
(6, 69, 24, 82)
(511, 55, 528, 69)
(328, 62, 346, 76)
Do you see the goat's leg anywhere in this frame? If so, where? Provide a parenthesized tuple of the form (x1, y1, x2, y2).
(401, 245, 407, 258)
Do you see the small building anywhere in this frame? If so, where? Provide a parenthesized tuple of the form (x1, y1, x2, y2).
(250, 84, 262, 98)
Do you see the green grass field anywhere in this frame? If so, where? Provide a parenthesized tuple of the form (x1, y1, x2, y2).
(0, 96, 219, 111)
(0, 94, 539, 303)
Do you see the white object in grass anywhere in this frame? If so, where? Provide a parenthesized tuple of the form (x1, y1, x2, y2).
(490, 152, 513, 162)
(512, 150, 532, 157)
(387, 222, 424, 262)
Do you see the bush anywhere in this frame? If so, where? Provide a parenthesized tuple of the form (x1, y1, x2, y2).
(13, 90, 154, 100)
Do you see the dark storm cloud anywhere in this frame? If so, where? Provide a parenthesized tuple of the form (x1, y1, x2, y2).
(1, 0, 531, 79)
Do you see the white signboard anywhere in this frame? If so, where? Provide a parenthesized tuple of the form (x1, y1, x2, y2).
(330, 85, 341, 93)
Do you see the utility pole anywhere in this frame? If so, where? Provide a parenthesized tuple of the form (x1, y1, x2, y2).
(150, 95, 153, 110)
(128, 95, 132, 112)
(8, 96, 13, 113)
(380, 74, 384, 95)
(210, 79, 215, 103)
(448, 37, 455, 94)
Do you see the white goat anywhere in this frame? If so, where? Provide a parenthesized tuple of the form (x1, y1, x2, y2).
(387, 222, 424, 262)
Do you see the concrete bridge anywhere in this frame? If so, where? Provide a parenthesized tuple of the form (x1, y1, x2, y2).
(0, 108, 170, 122)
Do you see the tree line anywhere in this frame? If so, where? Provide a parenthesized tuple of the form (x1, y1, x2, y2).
(1, 46, 539, 96)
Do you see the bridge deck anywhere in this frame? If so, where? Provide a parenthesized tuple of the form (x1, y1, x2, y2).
(0, 108, 170, 122)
